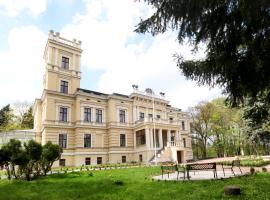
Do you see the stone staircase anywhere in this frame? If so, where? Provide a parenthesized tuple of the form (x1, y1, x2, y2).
(150, 147, 173, 164)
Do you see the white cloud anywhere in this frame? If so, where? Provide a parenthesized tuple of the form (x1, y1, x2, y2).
(60, 0, 222, 110)
(0, 0, 47, 17)
(0, 26, 47, 106)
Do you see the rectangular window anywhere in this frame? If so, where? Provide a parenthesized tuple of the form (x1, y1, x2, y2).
(169, 117, 173, 123)
(182, 121, 185, 130)
(59, 107, 68, 122)
(120, 134, 126, 147)
(61, 56, 69, 69)
(59, 159, 66, 166)
(136, 130, 146, 145)
(139, 112, 144, 120)
(60, 80, 68, 94)
(156, 115, 160, 119)
(85, 157, 91, 165)
(84, 134, 91, 148)
(122, 156, 126, 163)
(96, 109, 102, 123)
(183, 138, 186, 148)
(148, 114, 153, 118)
(59, 134, 67, 148)
(139, 154, 143, 162)
(97, 157, 102, 164)
(119, 110, 125, 123)
(84, 107, 91, 122)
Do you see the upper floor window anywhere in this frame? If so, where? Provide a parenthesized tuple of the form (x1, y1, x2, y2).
(60, 80, 68, 94)
(182, 121, 185, 130)
(61, 56, 69, 69)
(84, 134, 91, 148)
(119, 110, 125, 123)
(96, 109, 102, 123)
(59, 107, 68, 122)
(148, 114, 153, 118)
(183, 138, 186, 148)
(156, 115, 161, 119)
(120, 134, 126, 147)
(59, 134, 67, 148)
(84, 107, 91, 122)
(169, 117, 173, 122)
(139, 112, 144, 120)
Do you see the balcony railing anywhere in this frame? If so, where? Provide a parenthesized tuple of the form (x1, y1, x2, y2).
(135, 117, 182, 126)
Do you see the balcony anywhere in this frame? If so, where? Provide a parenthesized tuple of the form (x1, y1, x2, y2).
(135, 117, 182, 126)
(75, 120, 106, 127)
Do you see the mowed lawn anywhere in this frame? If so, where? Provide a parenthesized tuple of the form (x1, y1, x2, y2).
(0, 167, 270, 200)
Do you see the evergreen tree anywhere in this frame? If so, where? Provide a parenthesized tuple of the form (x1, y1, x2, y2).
(0, 104, 12, 131)
(136, 0, 270, 126)
(21, 107, 34, 129)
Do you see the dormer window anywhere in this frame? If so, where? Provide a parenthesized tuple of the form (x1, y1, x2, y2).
(61, 56, 69, 69)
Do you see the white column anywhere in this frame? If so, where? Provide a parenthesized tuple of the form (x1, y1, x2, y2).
(167, 129, 171, 146)
(134, 131, 136, 149)
(145, 128, 151, 149)
(149, 128, 153, 148)
(158, 129, 162, 148)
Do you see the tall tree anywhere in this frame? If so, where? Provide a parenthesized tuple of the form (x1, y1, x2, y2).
(21, 107, 34, 129)
(135, 0, 270, 126)
(189, 101, 214, 158)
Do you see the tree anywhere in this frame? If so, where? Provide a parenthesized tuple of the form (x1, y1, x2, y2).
(0, 104, 13, 131)
(40, 141, 62, 175)
(21, 107, 34, 129)
(135, 0, 270, 126)
(2, 139, 23, 179)
(23, 140, 42, 181)
(190, 101, 215, 158)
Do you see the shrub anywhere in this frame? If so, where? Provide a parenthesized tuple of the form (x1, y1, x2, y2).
(114, 180, 123, 186)
(250, 167, 255, 174)
(262, 167, 267, 172)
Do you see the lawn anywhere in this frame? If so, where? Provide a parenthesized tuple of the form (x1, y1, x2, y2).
(0, 167, 270, 200)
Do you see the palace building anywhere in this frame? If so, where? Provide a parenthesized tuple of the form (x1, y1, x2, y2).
(33, 30, 193, 167)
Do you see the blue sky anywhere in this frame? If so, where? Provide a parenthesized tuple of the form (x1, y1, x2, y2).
(0, 0, 221, 110)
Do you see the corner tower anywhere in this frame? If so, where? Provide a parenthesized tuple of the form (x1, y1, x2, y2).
(43, 30, 82, 94)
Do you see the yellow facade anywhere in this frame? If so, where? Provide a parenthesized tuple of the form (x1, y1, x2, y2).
(33, 30, 193, 167)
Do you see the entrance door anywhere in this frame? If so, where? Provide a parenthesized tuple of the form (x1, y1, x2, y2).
(177, 151, 182, 163)
(162, 130, 167, 147)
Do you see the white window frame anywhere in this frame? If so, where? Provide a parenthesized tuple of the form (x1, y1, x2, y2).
(119, 133, 127, 147)
(58, 133, 68, 149)
(84, 133, 92, 148)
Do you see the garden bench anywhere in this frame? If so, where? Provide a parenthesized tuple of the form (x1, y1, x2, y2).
(161, 164, 186, 180)
(186, 163, 217, 180)
(222, 160, 242, 176)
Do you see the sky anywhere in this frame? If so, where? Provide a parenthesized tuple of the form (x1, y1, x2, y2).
(0, 0, 222, 111)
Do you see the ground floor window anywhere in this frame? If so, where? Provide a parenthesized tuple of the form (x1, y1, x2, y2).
(136, 129, 146, 146)
(139, 154, 143, 162)
(97, 157, 102, 164)
(59, 159, 66, 167)
(85, 157, 91, 165)
(122, 156, 126, 163)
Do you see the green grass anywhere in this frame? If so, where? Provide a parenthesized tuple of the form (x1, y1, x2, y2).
(1, 167, 270, 199)
(219, 158, 270, 167)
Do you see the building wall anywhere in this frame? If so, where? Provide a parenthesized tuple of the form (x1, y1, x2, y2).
(33, 31, 193, 167)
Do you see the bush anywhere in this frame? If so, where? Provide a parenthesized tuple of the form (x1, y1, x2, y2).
(114, 180, 123, 186)
(262, 167, 267, 172)
(250, 167, 255, 174)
